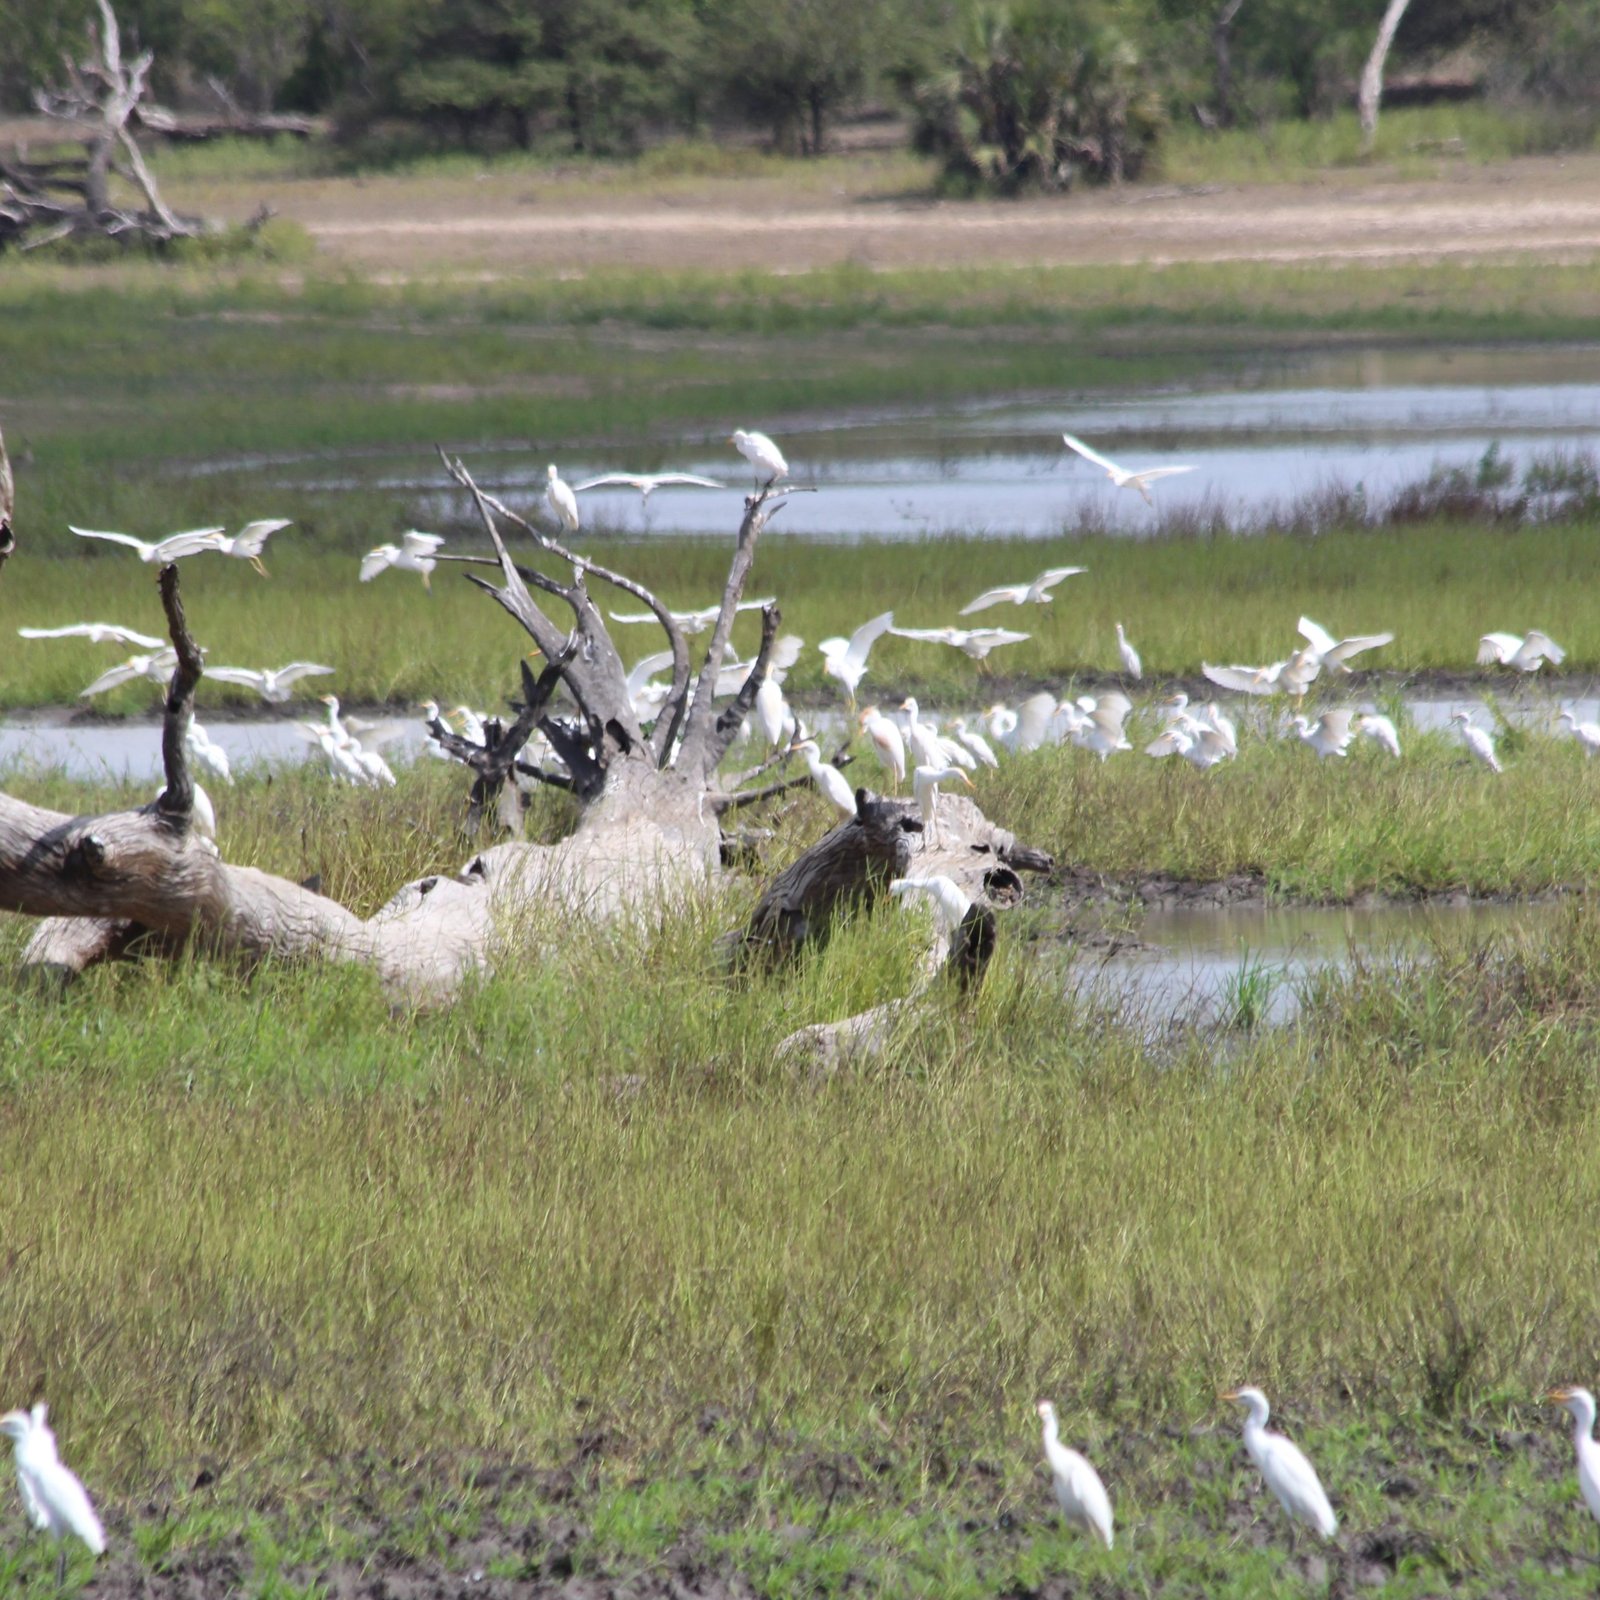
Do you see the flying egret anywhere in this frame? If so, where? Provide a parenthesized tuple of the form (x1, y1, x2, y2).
(1558, 709, 1600, 756)
(859, 706, 907, 790)
(70, 523, 225, 563)
(1115, 622, 1142, 679)
(608, 598, 776, 635)
(889, 624, 1031, 664)
(0, 1405, 106, 1584)
(206, 662, 336, 704)
(959, 567, 1086, 617)
(1061, 432, 1197, 504)
(1145, 718, 1231, 770)
(1297, 616, 1394, 672)
(573, 471, 726, 499)
(19, 622, 165, 649)
(1036, 1400, 1114, 1551)
(1478, 630, 1566, 672)
(949, 717, 1000, 769)
(361, 530, 445, 589)
(544, 464, 580, 532)
(820, 611, 894, 706)
(1203, 660, 1289, 697)
(1353, 711, 1402, 758)
(78, 648, 178, 699)
(1220, 1387, 1337, 1544)
(1010, 692, 1059, 752)
(1288, 709, 1356, 759)
(1071, 692, 1134, 762)
(912, 761, 974, 846)
(728, 429, 788, 485)
(1545, 1387, 1600, 1547)
(791, 738, 856, 818)
(889, 874, 973, 936)
(1451, 709, 1503, 773)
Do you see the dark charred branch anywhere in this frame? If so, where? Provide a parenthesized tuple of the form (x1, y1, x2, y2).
(704, 602, 782, 774)
(0, 426, 13, 582)
(153, 563, 204, 829)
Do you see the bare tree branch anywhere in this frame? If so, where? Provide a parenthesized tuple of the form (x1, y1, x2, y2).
(1359, 0, 1414, 152)
(153, 564, 203, 828)
(703, 601, 782, 775)
(0, 426, 14, 584)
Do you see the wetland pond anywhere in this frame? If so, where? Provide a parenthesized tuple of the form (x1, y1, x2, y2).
(197, 342, 1600, 541)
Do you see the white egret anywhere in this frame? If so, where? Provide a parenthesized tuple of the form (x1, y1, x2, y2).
(1145, 718, 1230, 771)
(1220, 1387, 1337, 1544)
(899, 698, 946, 771)
(949, 717, 1000, 769)
(608, 598, 776, 634)
(889, 624, 1031, 663)
(1200, 703, 1238, 755)
(156, 780, 217, 839)
(1545, 1387, 1600, 1540)
(184, 717, 233, 786)
(859, 706, 907, 790)
(958, 567, 1086, 617)
(911, 761, 974, 846)
(1071, 692, 1134, 762)
(728, 429, 788, 485)
(1115, 622, 1142, 679)
(573, 471, 726, 499)
(1558, 709, 1600, 756)
(1011, 692, 1060, 752)
(1452, 710, 1503, 773)
(1297, 616, 1394, 672)
(70, 523, 225, 563)
(0, 1405, 105, 1585)
(206, 662, 336, 704)
(985, 703, 1020, 744)
(19, 622, 165, 649)
(1288, 709, 1355, 759)
(820, 611, 894, 706)
(419, 700, 453, 760)
(1035, 1400, 1114, 1551)
(1202, 660, 1288, 697)
(1061, 431, 1197, 504)
(1354, 711, 1402, 758)
(756, 675, 790, 749)
(889, 874, 972, 936)
(625, 649, 677, 722)
(791, 738, 856, 818)
(452, 705, 488, 744)
(78, 648, 178, 699)
(1478, 630, 1566, 672)
(361, 530, 445, 589)
(544, 464, 580, 532)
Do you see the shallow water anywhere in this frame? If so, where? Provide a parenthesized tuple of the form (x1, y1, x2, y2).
(198, 343, 1600, 542)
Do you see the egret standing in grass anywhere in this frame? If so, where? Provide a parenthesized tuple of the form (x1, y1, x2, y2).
(1115, 622, 1141, 679)
(729, 429, 787, 487)
(859, 705, 907, 791)
(1451, 709, 1503, 773)
(1558, 709, 1600, 756)
(1545, 1387, 1600, 1563)
(1, 1405, 105, 1584)
(1220, 1387, 1337, 1546)
(1035, 1401, 1114, 1550)
(1353, 711, 1402, 758)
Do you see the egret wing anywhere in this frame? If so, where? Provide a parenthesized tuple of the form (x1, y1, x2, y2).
(891, 627, 960, 644)
(958, 586, 1021, 616)
(1060, 432, 1122, 474)
(1261, 1435, 1337, 1538)
(1523, 629, 1566, 664)
(70, 526, 151, 554)
(1478, 632, 1520, 664)
(625, 649, 675, 697)
(1131, 465, 1197, 484)
(1324, 631, 1394, 666)
(844, 610, 895, 668)
(79, 660, 144, 696)
(273, 663, 336, 686)
(608, 609, 657, 625)
(1297, 616, 1338, 656)
(232, 518, 292, 554)
(401, 530, 446, 558)
(769, 633, 805, 674)
(1202, 662, 1275, 695)
(205, 667, 269, 690)
(1013, 691, 1058, 751)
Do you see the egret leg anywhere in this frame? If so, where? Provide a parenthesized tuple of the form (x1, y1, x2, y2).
(56, 1544, 66, 1588)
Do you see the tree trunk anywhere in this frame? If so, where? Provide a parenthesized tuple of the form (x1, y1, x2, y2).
(1212, 0, 1246, 128)
(1358, 0, 1413, 153)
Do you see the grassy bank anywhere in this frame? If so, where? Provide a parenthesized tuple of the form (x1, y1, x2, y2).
(3, 763, 1600, 1592)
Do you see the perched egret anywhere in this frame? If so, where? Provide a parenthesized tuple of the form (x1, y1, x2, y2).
(1035, 1401, 1114, 1551)
(1452, 709, 1503, 773)
(207, 662, 336, 704)
(19, 622, 165, 649)
(1545, 1388, 1600, 1541)
(184, 717, 233, 786)
(1288, 709, 1356, 759)
(544, 464, 580, 532)
(419, 700, 453, 760)
(889, 624, 1031, 663)
(573, 471, 726, 499)
(1115, 622, 1142, 679)
(78, 648, 178, 699)
(70, 523, 225, 563)
(889, 874, 973, 936)
(791, 738, 856, 818)
(0, 1406, 106, 1585)
(949, 717, 1000, 769)
(1061, 432, 1197, 504)
(1221, 1387, 1337, 1544)
(608, 598, 776, 634)
(911, 762, 974, 846)
(1353, 711, 1402, 758)
(361, 530, 445, 589)
(1297, 616, 1394, 672)
(1558, 709, 1600, 756)
(729, 429, 788, 485)
(859, 706, 907, 790)
(756, 675, 790, 750)
(819, 611, 894, 706)
(959, 567, 1086, 617)
(1478, 629, 1566, 672)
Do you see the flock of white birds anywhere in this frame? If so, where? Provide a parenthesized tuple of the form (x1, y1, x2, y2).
(11, 1384, 1600, 1578)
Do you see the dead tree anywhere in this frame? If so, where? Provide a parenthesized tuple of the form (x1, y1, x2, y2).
(0, 450, 1051, 1009)
(1, 0, 204, 252)
(1358, 0, 1414, 153)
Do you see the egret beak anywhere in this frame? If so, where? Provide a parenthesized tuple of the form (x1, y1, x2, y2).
(1218, 1388, 1242, 1402)
(1546, 1388, 1575, 1403)
(959, 771, 975, 787)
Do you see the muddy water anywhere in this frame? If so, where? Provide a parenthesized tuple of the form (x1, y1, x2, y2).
(1068, 900, 1540, 1028)
(202, 343, 1600, 541)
